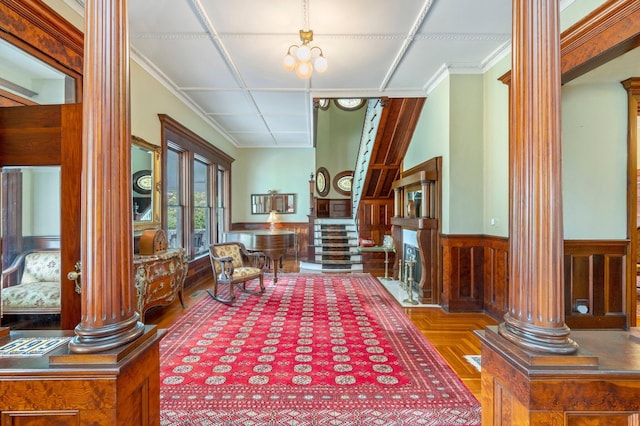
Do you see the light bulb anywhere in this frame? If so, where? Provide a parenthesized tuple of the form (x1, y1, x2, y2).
(295, 61, 313, 79)
(282, 53, 295, 71)
(314, 55, 328, 73)
(296, 44, 311, 62)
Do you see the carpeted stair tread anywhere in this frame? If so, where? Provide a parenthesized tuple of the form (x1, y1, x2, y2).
(311, 220, 362, 271)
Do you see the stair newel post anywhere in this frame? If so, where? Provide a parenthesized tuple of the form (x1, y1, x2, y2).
(307, 173, 316, 261)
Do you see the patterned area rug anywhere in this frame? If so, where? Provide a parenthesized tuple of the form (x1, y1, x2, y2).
(160, 273, 480, 425)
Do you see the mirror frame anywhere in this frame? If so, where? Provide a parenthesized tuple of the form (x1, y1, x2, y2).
(251, 193, 296, 214)
(132, 135, 162, 231)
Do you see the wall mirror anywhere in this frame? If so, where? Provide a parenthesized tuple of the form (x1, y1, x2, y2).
(251, 193, 296, 214)
(132, 135, 161, 231)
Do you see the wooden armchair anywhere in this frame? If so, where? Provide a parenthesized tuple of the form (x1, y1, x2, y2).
(208, 242, 266, 303)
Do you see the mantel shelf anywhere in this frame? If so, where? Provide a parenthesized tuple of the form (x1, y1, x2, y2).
(391, 170, 437, 190)
(391, 216, 437, 230)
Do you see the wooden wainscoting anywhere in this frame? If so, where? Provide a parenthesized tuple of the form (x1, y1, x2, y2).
(357, 199, 394, 247)
(441, 235, 629, 329)
(564, 240, 627, 329)
(482, 236, 509, 320)
(441, 235, 485, 312)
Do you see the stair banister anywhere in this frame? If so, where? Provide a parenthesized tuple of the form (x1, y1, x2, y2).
(351, 99, 385, 221)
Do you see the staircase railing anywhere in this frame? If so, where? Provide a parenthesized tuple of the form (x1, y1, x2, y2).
(351, 98, 385, 220)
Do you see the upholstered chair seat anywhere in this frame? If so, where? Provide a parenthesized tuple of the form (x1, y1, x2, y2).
(208, 242, 266, 303)
(1, 250, 61, 314)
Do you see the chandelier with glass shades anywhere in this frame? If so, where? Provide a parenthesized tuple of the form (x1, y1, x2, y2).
(282, 29, 327, 79)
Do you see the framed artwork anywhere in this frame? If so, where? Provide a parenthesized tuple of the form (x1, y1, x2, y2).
(133, 169, 152, 195)
(316, 167, 329, 197)
(333, 170, 353, 196)
(316, 98, 330, 110)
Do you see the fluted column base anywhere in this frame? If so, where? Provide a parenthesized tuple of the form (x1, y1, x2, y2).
(69, 313, 144, 353)
(499, 314, 578, 355)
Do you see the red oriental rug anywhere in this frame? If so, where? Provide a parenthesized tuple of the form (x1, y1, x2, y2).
(160, 273, 480, 425)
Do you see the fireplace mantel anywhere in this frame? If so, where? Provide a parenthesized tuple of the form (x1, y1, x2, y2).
(390, 157, 442, 304)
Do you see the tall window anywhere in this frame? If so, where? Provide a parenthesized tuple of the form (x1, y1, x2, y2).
(216, 165, 227, 241)
(166, 147, 184, 251)
(160, 115, 233, 262)
(193, 157, 211, 256)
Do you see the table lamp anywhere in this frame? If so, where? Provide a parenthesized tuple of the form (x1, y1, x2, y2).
(268, 210, 278, 231)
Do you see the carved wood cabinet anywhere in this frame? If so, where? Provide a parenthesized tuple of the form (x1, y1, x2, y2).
(133, 248, 187, 321)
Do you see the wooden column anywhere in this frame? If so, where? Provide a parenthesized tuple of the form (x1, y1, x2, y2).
(498, 0, 577, 354)
(69, 0, 144, 352)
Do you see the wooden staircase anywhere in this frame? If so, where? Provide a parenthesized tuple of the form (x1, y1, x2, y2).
(300, 219, 363, 272)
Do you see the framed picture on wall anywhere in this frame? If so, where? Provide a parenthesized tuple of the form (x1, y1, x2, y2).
(316, 167, 329, 197)
(333, 170, 353, 196)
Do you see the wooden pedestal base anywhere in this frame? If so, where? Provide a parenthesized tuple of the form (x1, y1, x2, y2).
(477, 326, 640, 425)
(0, 326, 162, 425)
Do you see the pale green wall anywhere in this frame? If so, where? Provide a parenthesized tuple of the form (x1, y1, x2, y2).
(233, 148, 315, 223)
(44, 0, 84, 30)
(483, 55, 510, 237)
(561, 82, 628, 239)
(316, 103, 366, 198)
(405, 77, 451, 231)
(450, 75, 484, 234)
(404, 75, 485, 235)
(561, 0, 608, 31)
(22, 167, 60, 236)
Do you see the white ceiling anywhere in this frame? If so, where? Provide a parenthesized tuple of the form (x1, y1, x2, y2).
(124, 0, 513, 148)
(61, 0, 637, 149)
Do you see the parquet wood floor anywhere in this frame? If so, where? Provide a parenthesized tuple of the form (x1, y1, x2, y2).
(144, 259, 499, 400)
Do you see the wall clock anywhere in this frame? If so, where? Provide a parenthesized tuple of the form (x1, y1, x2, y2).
(316, 167, 329, 197)
(333, 170, 353, 196)
(334, 98, 365, 111)
(133, 169, 152, 195)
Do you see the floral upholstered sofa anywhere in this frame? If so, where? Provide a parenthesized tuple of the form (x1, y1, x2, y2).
(1, 250, 61, 314)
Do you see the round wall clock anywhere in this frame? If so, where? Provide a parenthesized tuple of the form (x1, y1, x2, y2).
(316, 167, 329, 197)
(133, 169, 152, 195)
(334, 98, 365, 111)
(333, 170, 353, 196)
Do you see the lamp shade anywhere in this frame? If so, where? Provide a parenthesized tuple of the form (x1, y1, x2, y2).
(268, 210, 279, 230)
(282, 53, 296, 71)
(295, 61, 313, 79)
(314, 55, 328, 73)
(295, 44, 311, 62)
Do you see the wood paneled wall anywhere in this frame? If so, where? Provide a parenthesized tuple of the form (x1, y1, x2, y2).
(441, 235, 629, 329)
(441, 235, 509, 315)
(357, 199, 394, 246)
(564, 240, 627, 329)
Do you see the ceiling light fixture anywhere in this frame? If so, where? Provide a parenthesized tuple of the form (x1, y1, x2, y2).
(283, 29, 327, 79)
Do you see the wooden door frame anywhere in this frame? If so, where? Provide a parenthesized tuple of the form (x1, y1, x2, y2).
(624, 79, 640, 326)
(0, 104, 83, 329)
(0, 0, 84, 329)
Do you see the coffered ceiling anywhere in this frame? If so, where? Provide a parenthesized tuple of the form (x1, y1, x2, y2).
(123, 0, 513, 148)
(63, 0, 622, 149)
